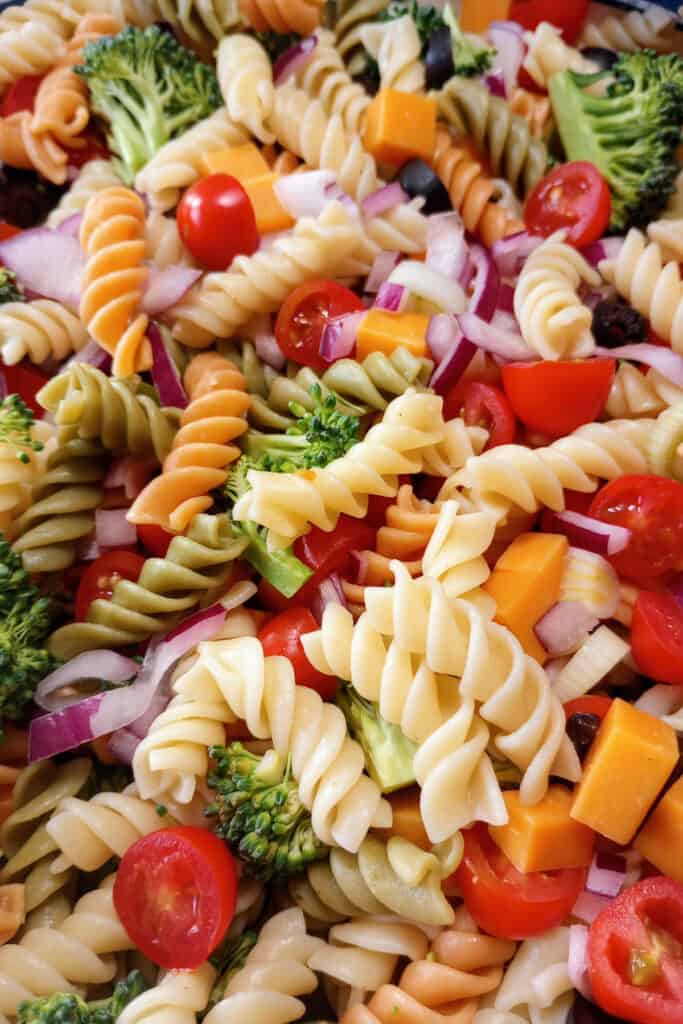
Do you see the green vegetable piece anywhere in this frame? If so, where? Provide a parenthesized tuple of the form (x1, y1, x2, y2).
(0, 268, 25, 306)
(337, 686, 417, 793)
(442, 3, 495, 77)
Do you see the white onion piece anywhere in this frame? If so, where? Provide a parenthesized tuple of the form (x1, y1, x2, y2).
(94, 508, 137, 548)
(366, 251, 400, 293)
(275, 169, 337, 219)
(142, 266, 201, 315)
(426, 212, 468, 282)
(458, 311, 535, 361)
(0, 228, 84, 309)
(635, 683, 683, 718)
(534, 601, 599, 656)
(572, 890, 612, 925)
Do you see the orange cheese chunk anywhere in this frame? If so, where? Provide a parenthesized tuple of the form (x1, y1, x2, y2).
(459, 0, 512, 33)
(363, 89, 437, 167)
(242, 173, 295, 235)
(380, 786, 431, 850)
(490, 786, 595, 873)
(484, 533, 568, 663)
(356, 309, 428, 360)
(634, 777, 683, 883)
(201, 143, 270, 180)
(571, 698, 679, 845)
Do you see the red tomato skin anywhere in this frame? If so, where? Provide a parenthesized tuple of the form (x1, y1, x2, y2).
(66, 130, 110, 170)
(75, 550, 146, 621)
(136, 523, 173, 558)
(588, 876, 683, 1024)
(258, 607, 337, 698)
(632, 592, 683, 686)
(1, 363, 47, 416)
(1, 75, 44, 116)
(177, 174, 259, 271)
(0, 222, 22, 243)
(564, 695, 613, 720)
(503, 359, 616, 438)
(525, 163, 612, 248)
(275, 279, 365, 370)
(463, 381, 516, 450)
(509, 0, 589, 42)
(453, 823, 587, 940)
(114, 827, 237, 970)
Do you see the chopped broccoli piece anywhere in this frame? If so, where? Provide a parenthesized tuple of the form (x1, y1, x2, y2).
(491, 757, 523, 789)
(89, 972, 148, 1023)
(550, 50, 683, 230)
(442, 4, 495, 78)
(17, 971, 147, 1024)
(0, 395, 44, 465)
(379, 0, 446, 51)
(255, 30, 301, 63)
(208, 931, 258, 1012)
(206, 742, 329, 880)
(75, 25, 221, 184)
(337, 686, 417, 793)
(0, 268, 24, 306)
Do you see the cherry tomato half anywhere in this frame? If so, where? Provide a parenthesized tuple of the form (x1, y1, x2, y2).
(258, 607, 337, 698)
(453, 823, 587, 940)
(564, 695, 613, 720)
(136, 523, 173, 558)
(462, 381, 517, 450)
(503, 359, 615, 438)
(114, 826, 237, 970)
(588, 876, 683, 1024)
(525, 162, 612, 248)
(589, 475, 683, 581)
(75, 549, 146, 621)
(1, 363, 47, 417)
(177, 174, 259, 271)
(509, 0, 589, 42)
(1, 75, 44, 116)
(0, 222, 21, 244)
(632, 592, 683, 686)
(275, 279, 366, 370)
(66, 129, 110, 170)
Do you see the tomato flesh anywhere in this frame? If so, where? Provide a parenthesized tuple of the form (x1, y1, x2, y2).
(525, 162, 612, 248)
(632, 592, 683, 686)
(564, 695, 613, 720)
(509, 0, 589, 42)
(114, 827, 237, 969)
(66, 130, 110, 169)
(177, 174, 259, 271)
(136, 523, 173, 558)
(503, 359, 615, 438)
(1, 75, 44, 116)
(75, 549, 146, 621)
(258, 607, 337, 698)
(1, 363, 47, 416)
(275, 279, 365, 370)
(462, 381, 516, 450)
(453, 823, 587, 940)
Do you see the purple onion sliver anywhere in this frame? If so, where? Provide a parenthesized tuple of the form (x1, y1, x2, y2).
(148, 321, 188, 408)
(273, 34, 317, 84)
(595, 343, 683, 388)
(484, 70, 506, 97)
(491, 231, 543, 277)
(429, 333, 477, 395)
(458, 311, 536, 362)
(366, 251, 400, 294)
(373, 282, 406, 313)
(29, 694, 104, 762)
(107, 728, 141, 765)
(319, 311, 364, 362)
(468, 244, 500, 323)
(361, 182, 408, 219)
(551, 510, 631, 557)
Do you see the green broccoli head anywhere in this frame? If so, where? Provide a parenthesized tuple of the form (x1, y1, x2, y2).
(550, 50, 683, 230)
(337, 686, 417, 793)
(443, 4, 495, 77)
(17, 993, 91, 1024)
(206, 742, 329, 880)
(208, 931, 258, 1012)
(379, 0, 446, 50)
(75, 25, 221, 183)
(0, 269, 24, 306)
(0, 395, 43, 465)
(89, 970, 148, 1023)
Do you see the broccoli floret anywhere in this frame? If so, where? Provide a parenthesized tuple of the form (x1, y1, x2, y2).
(75, 25, 221, 183)
(206, 742, 329, 880)
(550, 50, 683, 230)
(207, 931, 258, 1012)
(443, 4, 495, 77)
(89, 971, 148, 1023)
(0, 269, 24, 306)
(0, 394, 44, 465)
(379, 0, 446, 50)
(18, 971, 147, 1024)
(337, 686, 417, 793)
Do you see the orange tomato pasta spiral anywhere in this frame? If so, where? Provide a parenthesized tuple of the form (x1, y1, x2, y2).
(238, 0, 324, 36)
(509, 87, 553, 139)
(432, 128, 525, 249)
(0, 111, 68, 185)
(128, 354, 250, 533)
(79, 186, 151, 378)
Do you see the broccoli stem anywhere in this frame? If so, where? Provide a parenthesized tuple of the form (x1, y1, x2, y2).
(235, 521, 312, 598)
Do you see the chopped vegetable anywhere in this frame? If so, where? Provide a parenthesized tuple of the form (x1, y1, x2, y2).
(337, 685, 418, 793)
(0, 268, 23, 306)
(17, 971, 147, 1024)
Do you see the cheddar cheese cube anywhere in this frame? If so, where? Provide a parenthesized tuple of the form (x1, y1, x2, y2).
(380, 786, 431, 851)
(490, 786, 595, 873)
(201, 143, 270, 180)
(363, 89, 437, 167)
(571, 699, 679, 844)
(242, 174, 295, 235)
(635, 777, 683, 882)
(459, 0, 512, 33)
(356, 310, 429, 360)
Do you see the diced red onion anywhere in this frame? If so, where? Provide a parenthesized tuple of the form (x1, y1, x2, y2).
(426, 213, 469, 283)
(250, 315, 286, 370)
(572, 889, 612, 925)
(429, 330, 477, 396)
(148, 322, 188, 407)
(595, 344, 683, 389)
(366, 251, 400, 294)
(568, 925, 592, 1001)
(534, 601, 599, 656)
(487, 22, 526, 95)
(319, 311, 365, 363)
(458, 311, 535, 361)
(549, 510, 631, 556)
(273, 34, 317, 84)
(0, 228, 84, 309)
(35, 651, 140, 712)
(582, 236, 624, 267)
(274, 169, 336, 219)
(324, 182, 358, 216)
(484, 70, 506, 97)
(361, 182, 408, 219)
(55, 212, 83, 238)
(373, 282, 407, 313)
(491, 231, 543, 277)
(311, 572, 347, 624)
(95, 508, 137, 548)
(104, 455, 156, 500)
(587, 851, 626, 897)
(497, 283, 515, 314)
(142, 265, 201, 315)
(107, 728, 140, 764)
(468, 244, 500, 323)
(68, 338, 111, 373)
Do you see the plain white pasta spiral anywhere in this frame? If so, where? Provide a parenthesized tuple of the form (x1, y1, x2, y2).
(46, 159, 122, 229)
(359, 15, 425, 93)
(145, 211, 194, 268)
(647, 217, 683, 263)
(0, 300, 88, 366)
(522, 21, 597, 89)
(0, 21, 65, 95)
(600, 229, 683, 355)
(421, 500, 497, 599)
(0, 0, 90, 35)
(294, 29, 370, 134)
(117, 963, 216, 1024)
(580, 6, 675, 52)
(514, 231, 600, 360)
(171, 201, 364, 347)
(604, 362, 683, 419)
(155, 0, 243, 42)
(493, 926, 573, 1023)
(133, 634, 391, 852)
(135, 107, 248, 212)
(216, 34, 274, 143)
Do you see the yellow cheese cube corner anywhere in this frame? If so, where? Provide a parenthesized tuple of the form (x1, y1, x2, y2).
(363, 89, 437, 167)
(356, 309, 428, 360)
(490, 786, 595, 873)
(242, 173, 295, 235)
(635, 776, 683, 883)
(201, 143, 271, 181)
(459, 0, 512, 33)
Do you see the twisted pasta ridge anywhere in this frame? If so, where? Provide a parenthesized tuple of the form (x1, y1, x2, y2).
(38, 363, 181, 464)
(11, 438, 108, 574)
(604, 363, 683, 419)
(421, 500, 497, 601)
(514, 231, 599, 360)
(0, 23, 64, 94)
(46, 159, 122, 228)
(217, 35, 274, 143)
(360, 15, 425, 93)
(340, 907, 517, 1024)
(580, 7, 676, 52)
(491, 927, 572, 1023)
(31, 66, 89, 147)
(0, 875, 133, 1018)
(233, 391, 485, 550)
(647, 216, 683, 263)
(47, 514, 249, 660)
(263, 145, 304, 175)
(600, 229, 683, 354)
(522, 21, 596, 89)
(133, 634, 391, 851)
(334, 0, 390, 72)
(559, 548, 619, 620)
(432, 127, 525, 248)
(509, 87, 553, 139)
(434, 77, 549, 197)
(0, 0, 89, 36)
(0, 111, 68, 185)
(294, 29, 370, 134)
(118, 963, 216, 1024)
(171, 201, 364, 347)
(128, 354, 248, 531)
(239, 0, 324, 35)
(145, 210, 194, 268)
(80, 186, 151, 378)
(0, 420, 54, 537)
(156, 0, 243, 43)
(135, 107, 248, 212)
(304, 563, 581, 829)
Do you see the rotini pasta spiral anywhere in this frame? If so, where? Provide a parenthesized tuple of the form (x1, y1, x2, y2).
(604, 362, 683, 419)
(0, 419, 54, 537)
(0, 23, 64, 96)
(133, 633, 391, 851)
(509, 87, 553, 139)
(171, 201, 364, 348)
(11, 438, 108, 574)
(432, 128, 525, 248)
(522, 21, 597, 89)
(0, 112, 68, 185)
(490, 926, 572, 1023)
(359, 16, 425, 93)
(334, 0, 390, 72)
(421, 500, 497, 601)
(434, 77, 549, 197)
(647, 217, 683, 263)
(238, 0, 324, 35)
(580, 6, 676, 52)
(0, 0, 89, 37)
(145, 211, 194, 269)
(155, 0, 243, 43)
(31, 68, 89, 148)
(216, 35, 274, 143)
(38, 364, 180, 465)
(294, 29, 370, 135)
(0, 299, 87, 367)
(46, 159, 122, 229)
(514, 231, 600, 360)
(559, 548, 619, 620)
(118, 963, 216, 1024)
(79, 186, 151, 378)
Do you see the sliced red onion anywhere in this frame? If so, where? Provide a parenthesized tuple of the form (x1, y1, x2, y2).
(458, 311, 535, 362)
(534, 601, 599, 656)
(595, 344, 683, 389)
(487, 22, 526, 96)
(549, 510, 631, 557)
(429, 329, 477, 396)
(572, 889, 612, 925)
(373, 282, 407, 313)
(426, 313, 459, 363)
(250, 315, 286, 370)
(586, 852, 626, 897)
(361, 182, 408, 220)
(319, 311, 365, 363)
(324, 182, 358, 216)
(75, 535, 104, 562)
(148, 321, 188, 407)
(56, 212, 83, 238)
(95, 508, 137, 548)
(68, 338, 111, 373)
(468, 245, 500, 323)
(568, 925, 592, 1001)
(491, 231, 543, 277)
(484, 70, 506, 97)
(0, 228, 84, 309)
(426, 213, 468, 283)
(29, 602, 228, 762)
(107, 728, 140, 764)
(491, 309, 519, 333)
(35, 651, 140, 712)
(142, 265, 201, 316)
(311, 572, 348, 624)
(497, 282, 515, 314)
(104, 455, 156, 500)
(582, 236, 624, 267)
(273, 34, 317, 84)
(366, 251, 400, 294)
(274, 169, 336, 219)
